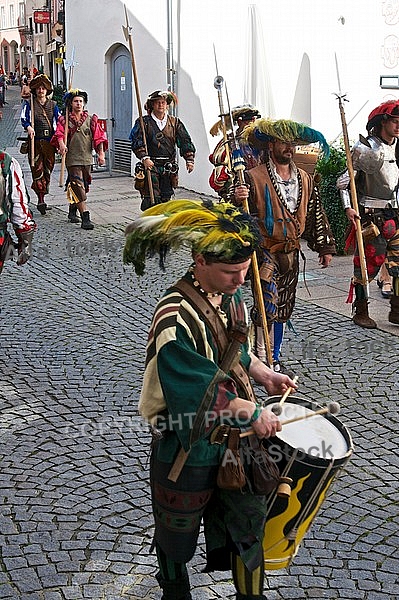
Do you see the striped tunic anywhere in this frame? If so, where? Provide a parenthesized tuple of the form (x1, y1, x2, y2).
(139, 273, 251, 466)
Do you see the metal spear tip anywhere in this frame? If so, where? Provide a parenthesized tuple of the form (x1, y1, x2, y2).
(214, 75, 224, 89)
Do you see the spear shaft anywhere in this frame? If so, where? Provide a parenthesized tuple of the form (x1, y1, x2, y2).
(123, 4, 155, 206)
(334, 55, 368, 287)
(212, 72, 273, 367)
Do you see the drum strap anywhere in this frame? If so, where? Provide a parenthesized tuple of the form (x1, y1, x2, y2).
(167, 278, 256, 483)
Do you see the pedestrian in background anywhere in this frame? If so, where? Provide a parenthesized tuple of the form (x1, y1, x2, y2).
(51, 89, 108, 230)
(20, 73, 60, 216)
(129, 90, 196, 210)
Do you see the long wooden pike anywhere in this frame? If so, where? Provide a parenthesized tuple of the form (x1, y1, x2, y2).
(59, 47, 78, 187)
(334, 54, 368, 288)
(29, 92, 35, 167)
(122, 4, 155, 206)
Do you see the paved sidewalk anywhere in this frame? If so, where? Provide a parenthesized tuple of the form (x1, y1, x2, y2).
(1, 85, 399, 600)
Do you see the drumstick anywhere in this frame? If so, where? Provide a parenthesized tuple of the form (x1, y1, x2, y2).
(239, 401, 340, 438)
(271, 375, 299, 415)
(279, 401, 340, 426)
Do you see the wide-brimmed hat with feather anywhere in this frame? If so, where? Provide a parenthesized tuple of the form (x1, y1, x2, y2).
(63, 89, 88, 108)
(29, 73, 53, 94)
(242, 118, 330, 158)
(144, 90, 178, 112)
(123, 199, 261, 276)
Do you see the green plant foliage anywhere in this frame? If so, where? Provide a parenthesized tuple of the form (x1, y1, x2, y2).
(315, 144, 348, 255)
(52, 84, 65, 111)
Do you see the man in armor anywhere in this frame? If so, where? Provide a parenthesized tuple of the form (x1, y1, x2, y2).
(337, 100, 399, 327)
(0, 151, 36, 274)
(129, 91, 196, 210)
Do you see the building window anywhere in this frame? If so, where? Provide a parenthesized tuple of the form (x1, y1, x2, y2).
(19, 2, 25, 25)
(10, 4, 15, 27)
(0, 7, 5, 30)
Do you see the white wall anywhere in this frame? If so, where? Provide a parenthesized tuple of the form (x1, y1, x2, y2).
(65, 0, 399, 194)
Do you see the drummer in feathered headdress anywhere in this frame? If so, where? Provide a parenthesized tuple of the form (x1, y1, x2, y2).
(233, 118, 336, 372)
(123, 198, 297, 600)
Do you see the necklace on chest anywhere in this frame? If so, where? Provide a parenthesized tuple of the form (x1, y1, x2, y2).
(189, 266, 223, 298)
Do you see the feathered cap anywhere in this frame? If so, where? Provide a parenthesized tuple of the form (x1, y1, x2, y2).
(144, 90, 178, 112)
(242, 118, 330, 158)
(210, 104, 261, 137)
(29, 73, 53, 94)
(366, 100, 399, 132)
(63, 89, 88, 107)
(123, 199, 261, 276)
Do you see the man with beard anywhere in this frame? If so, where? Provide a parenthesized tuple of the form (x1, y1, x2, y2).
(234, 119, 336, 372)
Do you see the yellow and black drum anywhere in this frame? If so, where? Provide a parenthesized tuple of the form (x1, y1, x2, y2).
(262, 395, 353, 570)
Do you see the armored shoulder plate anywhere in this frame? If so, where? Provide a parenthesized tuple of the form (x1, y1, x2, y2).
(352, 135, 384, 174)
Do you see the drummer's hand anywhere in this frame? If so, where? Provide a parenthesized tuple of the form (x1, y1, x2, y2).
(251, 408, 282, 439)
(249, 353, 297, 396)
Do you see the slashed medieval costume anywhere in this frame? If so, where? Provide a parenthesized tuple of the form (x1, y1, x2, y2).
(209, 104, 263, 200)
(124, 200, 288, 600)
(337, 100, 399, 326)
(0, 151, 36, 274)
(51, 89, 108, 229)
(129, 91, 196, 209)
(20, 73, 60, 215)
(239, 119, 336, 367)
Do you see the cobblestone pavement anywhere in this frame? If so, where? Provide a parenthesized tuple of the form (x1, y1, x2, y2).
(1, 86, 399, 599)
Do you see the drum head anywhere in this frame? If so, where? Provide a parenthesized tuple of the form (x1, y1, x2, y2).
(265, 396, 352, 461)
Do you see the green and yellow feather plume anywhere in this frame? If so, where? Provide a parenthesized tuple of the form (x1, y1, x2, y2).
(242, 117, 330, 158)
(123, 199, 261, 276)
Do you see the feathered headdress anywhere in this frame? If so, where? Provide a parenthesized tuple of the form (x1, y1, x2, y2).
(123, 199, 261, 276)
(210, 104, 261, 137)
(242, 118, 330, 158)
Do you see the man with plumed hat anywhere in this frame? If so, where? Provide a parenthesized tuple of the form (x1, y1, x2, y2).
(129, 90, 196, 210)
(124, 199, 297, 600)
(337, 100, 399, 327)
(51, 89, 108, 229)
(234, 118, 336, 371)
(209, 104, 264, 200)
(20, 73, 61, 215)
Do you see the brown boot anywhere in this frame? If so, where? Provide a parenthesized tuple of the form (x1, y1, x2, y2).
(388, 296, 399, 324)
(353, 299, 377, 329)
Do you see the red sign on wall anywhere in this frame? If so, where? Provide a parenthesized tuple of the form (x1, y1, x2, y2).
(34, 11, 50, 24)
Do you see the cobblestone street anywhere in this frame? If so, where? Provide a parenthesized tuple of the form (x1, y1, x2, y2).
(1, 85, 399, 599)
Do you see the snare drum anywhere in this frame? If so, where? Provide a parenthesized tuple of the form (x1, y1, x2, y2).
(262, 395, 353, 570)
